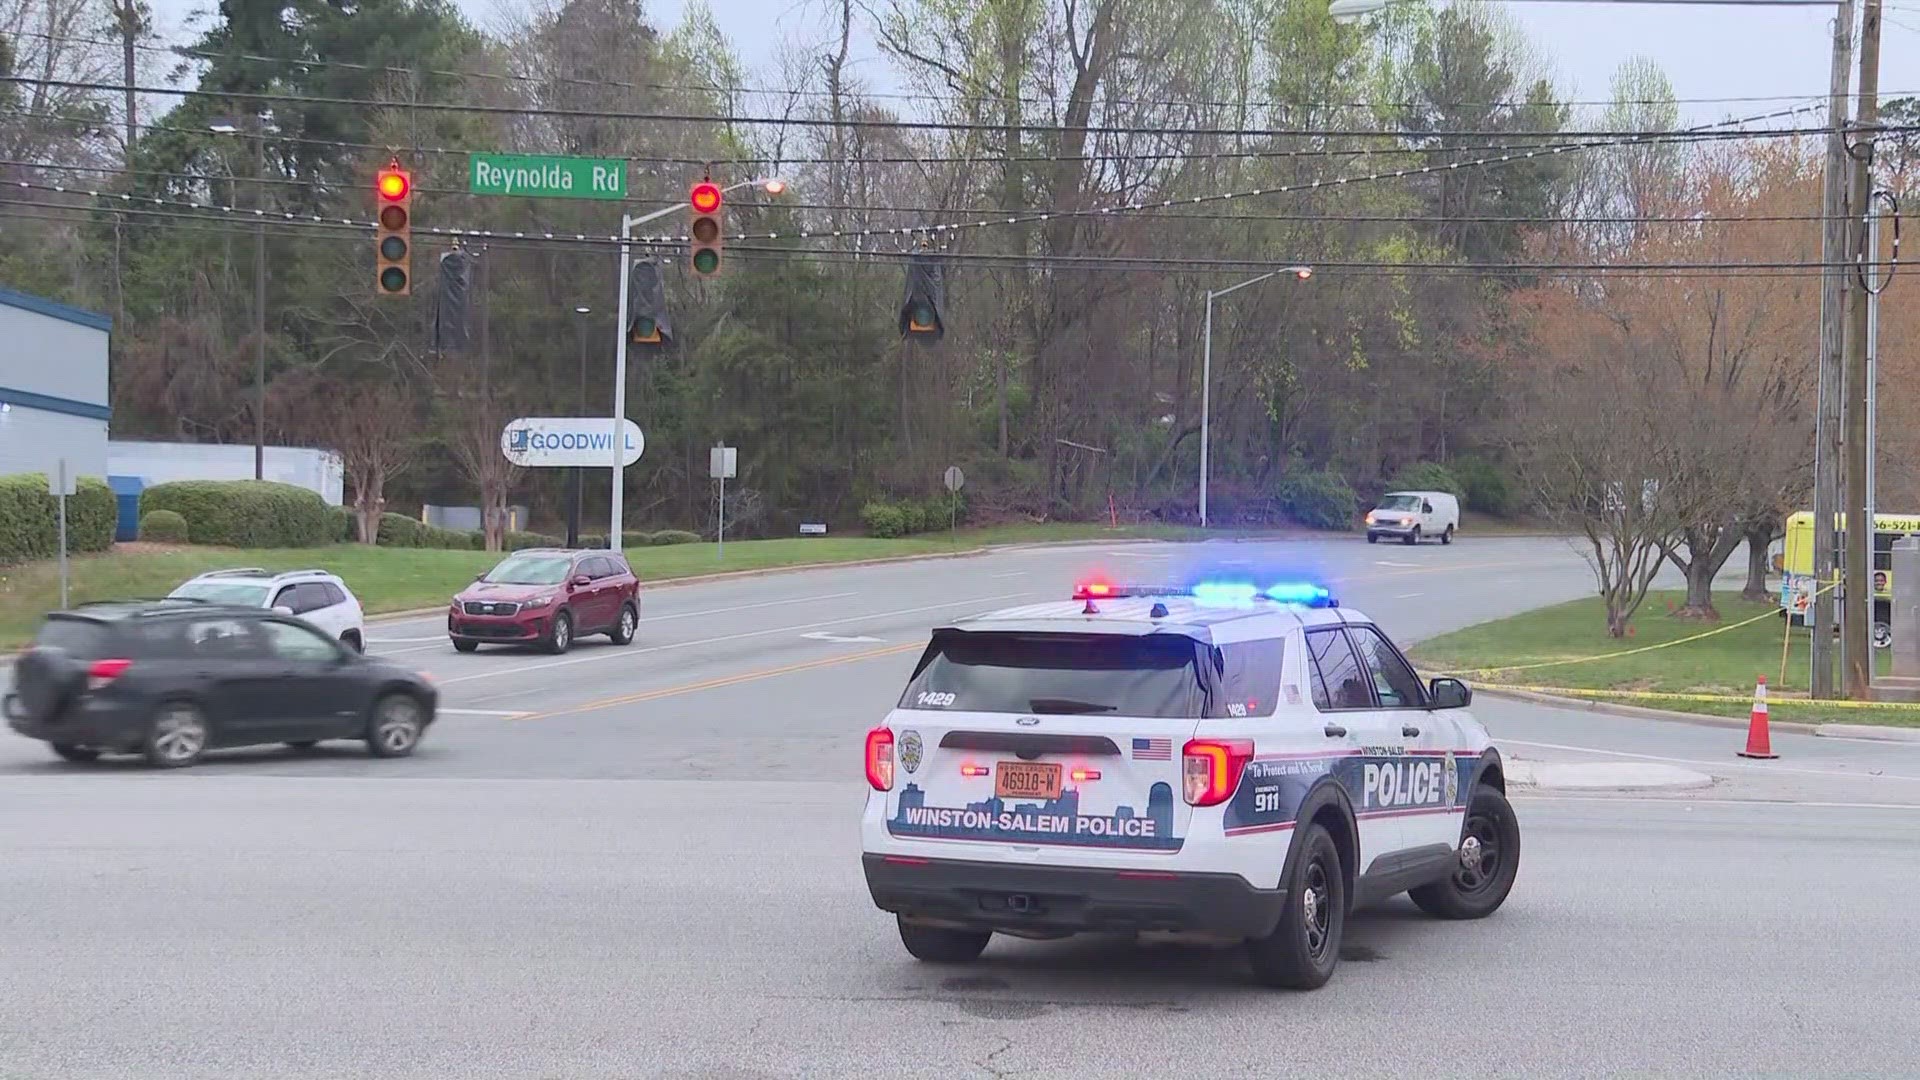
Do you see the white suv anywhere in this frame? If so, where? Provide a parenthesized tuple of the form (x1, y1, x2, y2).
(860, 578, 1519, 989)
(167, 568, 367, 652)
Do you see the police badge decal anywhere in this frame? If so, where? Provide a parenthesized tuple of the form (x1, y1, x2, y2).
(899, 730, 923, 774)
(1443, 752, 1460, 807)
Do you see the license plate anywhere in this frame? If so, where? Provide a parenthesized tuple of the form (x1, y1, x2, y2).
(995, 761, 1062, 800)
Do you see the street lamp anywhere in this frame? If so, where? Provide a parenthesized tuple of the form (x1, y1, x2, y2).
(1200, 267, 1313, 529)
(608, 177, 790, 552)
(209, 115, 268, 479)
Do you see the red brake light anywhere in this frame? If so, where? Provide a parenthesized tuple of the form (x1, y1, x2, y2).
(1070, 767, 1101, 782)
(960, 763, 989, 777)
(87, 658, 132, 690)
(865, 726, 895, 791)
(1182, 738, 1254, 806)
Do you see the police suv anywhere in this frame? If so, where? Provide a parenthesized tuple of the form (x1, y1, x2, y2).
(860, 578, 1519, 989)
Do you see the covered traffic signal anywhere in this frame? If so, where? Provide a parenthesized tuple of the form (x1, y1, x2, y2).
(688, 181, 723, 278)
(432, 248, 471, 353)
(899, 250, 946, 339)
(375, 161, 412, 296)
(627, 259, 673, 348)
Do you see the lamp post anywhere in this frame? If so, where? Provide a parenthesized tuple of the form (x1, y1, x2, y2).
(567, 305, 591, 548)
(609, 177, 788, 553)
(1200, 267, 1312, 529)
(209, 115, 266, 480)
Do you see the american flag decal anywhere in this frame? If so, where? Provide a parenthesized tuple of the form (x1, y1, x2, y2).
(1131, 737, 1172, 761)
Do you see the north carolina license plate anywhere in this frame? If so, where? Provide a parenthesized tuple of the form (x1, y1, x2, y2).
(995, 761, 1062, 800)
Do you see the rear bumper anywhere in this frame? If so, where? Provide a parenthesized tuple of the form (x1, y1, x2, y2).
(6, 695, 147, 748)
(862, 852, 1288, 938)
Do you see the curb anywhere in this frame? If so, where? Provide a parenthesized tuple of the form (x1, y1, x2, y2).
(1476, 686, 1823, 736)
(1505, 759, 1715, 792)
(1816, 723, 1920, 743)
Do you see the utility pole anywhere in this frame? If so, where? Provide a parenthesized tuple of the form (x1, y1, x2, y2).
(252, 115, 266, 481)
(1843, 0, 1885, 699)
(1811, 0, 1857, 699)
(568, 305, 589, 548)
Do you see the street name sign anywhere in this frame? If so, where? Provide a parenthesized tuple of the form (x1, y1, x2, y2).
(470, 154, 626, 200)
(500, 417, 644, 467)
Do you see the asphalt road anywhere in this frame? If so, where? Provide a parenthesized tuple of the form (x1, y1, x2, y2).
(5, 536, 1918, 1077)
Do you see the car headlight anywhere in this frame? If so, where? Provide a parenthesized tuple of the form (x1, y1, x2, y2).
(523, 594, 554, 609)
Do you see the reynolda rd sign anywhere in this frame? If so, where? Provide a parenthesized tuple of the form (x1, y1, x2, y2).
(469, 154, 626, 201)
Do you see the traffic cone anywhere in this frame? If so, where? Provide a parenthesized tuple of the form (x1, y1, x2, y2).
(1738, 675, 1778, 759)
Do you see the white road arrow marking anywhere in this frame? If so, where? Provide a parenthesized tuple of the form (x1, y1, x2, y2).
(1375, 560, 1418, 568)
(801, 631, 882, 644)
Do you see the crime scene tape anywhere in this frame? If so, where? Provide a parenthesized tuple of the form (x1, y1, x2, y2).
(1502, 684, 1920, 711)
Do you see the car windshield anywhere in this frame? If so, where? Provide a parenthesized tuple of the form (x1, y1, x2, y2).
(1376, 494, 1422, 511)
(899, 631, 1207, 718)
(169, 581, 270, 606)
(483, 555, 573, 585)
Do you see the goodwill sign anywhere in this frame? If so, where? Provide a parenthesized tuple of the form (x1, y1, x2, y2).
(500, 417, 644, 468)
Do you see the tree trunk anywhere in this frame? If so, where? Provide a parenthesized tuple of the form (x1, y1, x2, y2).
(1677, 557, 1720, 621)
(1742, 524, 1775, 603)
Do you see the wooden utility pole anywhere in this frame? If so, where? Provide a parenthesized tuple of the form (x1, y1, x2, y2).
(1843, 0, 1885, 699)
(1812, 0, 1857, 699)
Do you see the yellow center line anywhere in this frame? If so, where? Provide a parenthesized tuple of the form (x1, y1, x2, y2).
(516, 641, 924, 721)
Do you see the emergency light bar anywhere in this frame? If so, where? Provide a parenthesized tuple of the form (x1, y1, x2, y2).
(1071, 578, 1336, 608)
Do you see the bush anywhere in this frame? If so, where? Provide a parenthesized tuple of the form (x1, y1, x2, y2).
(328, 505, 357, 542)
(375, 513, 473, 549)
(861, 502, 908, 538)
(622, 531, 653, 548)
(1278, 470, 1358, 531)
(505, 530, 565, 551)
(648, 529, 701, 546)
(1450, 455, 1513, 515)
(861, 496, 963, 539)
(140, 480, 332, 548)
(0, 473, 116, 564)
(1387, 461, 1465, 499)
(139, 509, 190, 543)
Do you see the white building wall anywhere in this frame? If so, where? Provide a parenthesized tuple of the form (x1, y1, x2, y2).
(0, 289, 111, 480)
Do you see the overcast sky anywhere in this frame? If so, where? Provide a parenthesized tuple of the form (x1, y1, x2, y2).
(144, 0, 1920, 126)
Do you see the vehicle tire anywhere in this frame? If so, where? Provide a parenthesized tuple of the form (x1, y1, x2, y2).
(452, 639, 479, 653)
(896, 917, 991, 963)
(1441, 525, 1454, 546)
(341, 630, 363, 653)
(366, 692, 425, 758)
(609, 603, 638, 646)
(1404, 527, 1420, 546)
(545, 611, 573, 655)
(50, 742, 100, 763)
(1367, 534, 1378, 545)
(143, 700, 209, 769)
(1410, 785, 1521, 920)
(1246, 822, 1345, 990)
(285, 740, 319, 750)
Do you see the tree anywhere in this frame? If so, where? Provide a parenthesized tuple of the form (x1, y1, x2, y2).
(294, 378, 422, 543)
(441, 386, 521, 552)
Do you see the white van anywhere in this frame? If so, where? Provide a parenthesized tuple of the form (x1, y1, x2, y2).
(1366, 490, 1460, 545)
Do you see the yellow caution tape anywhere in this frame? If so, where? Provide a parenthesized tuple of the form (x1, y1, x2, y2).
(1501, 684, 1920, 711)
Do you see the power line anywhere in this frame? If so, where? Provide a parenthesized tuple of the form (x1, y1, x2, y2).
(0, 74, 1877, 140)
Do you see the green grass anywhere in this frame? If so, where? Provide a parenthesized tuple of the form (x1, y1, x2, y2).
(0, 521, 1221, 649)
(1409, 590, 1919, 728)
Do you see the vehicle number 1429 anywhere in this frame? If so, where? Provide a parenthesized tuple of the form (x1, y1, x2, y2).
(915, 691, 956, 708)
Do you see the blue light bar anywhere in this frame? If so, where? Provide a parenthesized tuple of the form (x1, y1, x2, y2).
(1264, 582, 1333, 605)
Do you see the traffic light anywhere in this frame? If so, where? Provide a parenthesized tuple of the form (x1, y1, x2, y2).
(899, 250, 946, 339)
(432, 248, 471, 353)
(627, 259, 673, 348)
(688, 180, 723, 278)
(375, 161, 412, 296)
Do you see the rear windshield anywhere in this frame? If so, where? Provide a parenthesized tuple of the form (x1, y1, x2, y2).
(484, 555, 573, 585)
(170, 581, 270, 605)
(33, 617, 111, 658)
(1376, 494, 1421, 511)
(899, 631, 1207, 719)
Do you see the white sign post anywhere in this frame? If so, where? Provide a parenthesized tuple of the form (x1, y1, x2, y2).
(710, 446, 737, 560)
(943, 465, 965, 546)
(50, 458, 75, 608)
(501, 417, 644, 469)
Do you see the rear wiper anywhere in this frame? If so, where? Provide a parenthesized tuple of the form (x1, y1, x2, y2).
(1029, 697, 1117, 714)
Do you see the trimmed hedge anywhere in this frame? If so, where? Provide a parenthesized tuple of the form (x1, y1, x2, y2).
(1386, 461, 1466, 499)
(648, 529, 701, 546)
(376, 512, 475, 550)
(861, 496, 965, 539)
(1278, 470, 1357, 530)
(0, 472, 117, 564)
(506, 530, 565, 551)
(327, 505, 357, 542)
(139, 480, 332, 548)
(139, 509, 190, 543)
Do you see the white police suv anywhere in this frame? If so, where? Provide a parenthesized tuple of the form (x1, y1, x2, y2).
(860, 578, 1519, 989)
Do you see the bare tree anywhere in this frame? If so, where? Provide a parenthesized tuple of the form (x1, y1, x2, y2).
(443, 388, 522, 552)
(296, 380, 421, 544)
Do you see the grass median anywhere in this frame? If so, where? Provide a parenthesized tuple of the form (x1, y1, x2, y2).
(1408, 590, 1917, 728)
(0, 521, 1221, 649)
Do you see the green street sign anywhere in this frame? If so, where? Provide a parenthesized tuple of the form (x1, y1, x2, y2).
(469, 153, 626, 200)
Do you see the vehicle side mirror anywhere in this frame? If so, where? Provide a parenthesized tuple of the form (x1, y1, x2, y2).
(474, 572, 487, 582)
(1428, 677, 1471, 709)
(273, 605, 295, 616)
(572, 574, 592, 588)
(1423, 502, 1434, 513)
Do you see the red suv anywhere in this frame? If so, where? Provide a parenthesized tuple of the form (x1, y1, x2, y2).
(448, 549, 640, 654)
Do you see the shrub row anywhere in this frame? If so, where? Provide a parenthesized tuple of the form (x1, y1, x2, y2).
(376, 513, 480, 550)
(1276, 470, 1358, 531)
(137, 509, 189, 543)
(860, 495, 967, 539)
(0, 472, 116, 564)
(139, 480, 334, 548)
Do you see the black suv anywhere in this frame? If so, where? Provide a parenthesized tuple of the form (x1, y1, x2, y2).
(4, 600, 438, 768)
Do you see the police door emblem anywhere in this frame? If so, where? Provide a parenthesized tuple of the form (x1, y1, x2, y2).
(899, 730, 923, 774)
(1443, 753, 1459, 807)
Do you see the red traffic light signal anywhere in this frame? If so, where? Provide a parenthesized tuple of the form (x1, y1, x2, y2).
(377, 169, 410, 201)
(375, 161, 412, 296)
(689, 181, 723, 277)
(690, 182, 722, 214)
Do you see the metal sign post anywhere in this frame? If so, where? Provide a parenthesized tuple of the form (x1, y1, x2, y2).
(711, 445, 737, 560)
(944, 465, 965, 547)
(50, 459, 74, 608)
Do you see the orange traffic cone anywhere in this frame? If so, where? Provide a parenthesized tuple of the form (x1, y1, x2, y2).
(1738, 675, 1778, 760)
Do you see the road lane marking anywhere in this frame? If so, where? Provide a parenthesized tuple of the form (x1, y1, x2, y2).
(366, 635, 449, 644)
(1395, 592, 1425, 599)
(431, 590, 1031, 687)
(1375, 560, 1417, 567)
(991, 571, 1028, 578)
(436, 708, 530, 717)
(642, 591, 859, 622)
(1519, 794, 1920, 811)
(801, 631, 882, 643)
(518, 641, 923, 719)
(1504, 738, 1920, 783)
